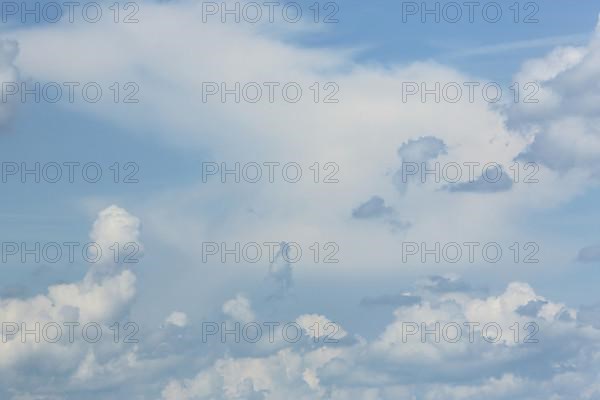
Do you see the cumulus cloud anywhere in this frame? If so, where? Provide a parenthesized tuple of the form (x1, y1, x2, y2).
(89, 205, 143, 263)
(160, 279, 600, 400)
(295, 314, 347, 340)
(6, 4, 544, 273)
(161, 349, 325, 400)
(0, 205, 141, 394)
(165, 311, 188, 328)
(509, 14, 600, 175)
(223, 295, 256, 323)
(4, 2, 600, 399)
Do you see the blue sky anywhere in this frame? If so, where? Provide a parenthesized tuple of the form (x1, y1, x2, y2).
(1, 1, 600, 399)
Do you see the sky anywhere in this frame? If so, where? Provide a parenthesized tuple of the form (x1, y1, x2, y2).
(1, 0, 600, 398)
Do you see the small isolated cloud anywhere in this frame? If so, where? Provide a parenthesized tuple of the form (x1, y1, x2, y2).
(360, 293, 421, 308)
(222, 294, 256, 323)
(165, 311, 188, 328)
(394, 136, 447, 194)
(444, 166, 513, 193)
(420, 275, 471, 293)
(352, 196, 410, 231)
(577, 244, 600, 263)
(89, 205, 143, 262)
(397, 136, 448, 162)
(352, 196, 393, 219)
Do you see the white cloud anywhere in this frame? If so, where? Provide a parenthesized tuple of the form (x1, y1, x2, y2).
(6, 1, 564, 272)
(509, 14, 600, 176)
(89, 205, 143, 262)
(0, 205, 142, 394)
(295, 314, 347, 340)
(165, 311, 188, 328)
(160, 280, 600, 400)
(2, 2, 600, 398)
(223, 294, 256, 323)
